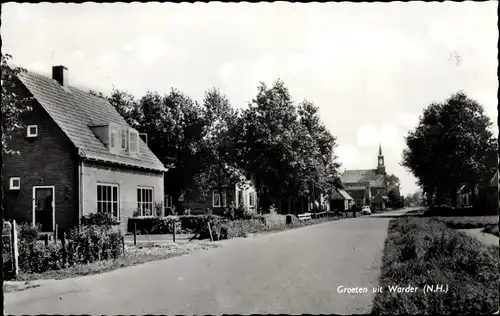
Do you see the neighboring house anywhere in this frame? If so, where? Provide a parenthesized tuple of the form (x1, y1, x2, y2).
(3, 65, 167, 234)
(181, 174, 258, 215)
(477, 170, 499, 213)
(329, 188, 354, 212)
(371, 192, 387, 210)
(341, 144, 388, 208)
(456, 184, 472, 207)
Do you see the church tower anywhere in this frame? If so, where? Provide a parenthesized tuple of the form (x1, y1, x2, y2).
(376, 143, 385, 174)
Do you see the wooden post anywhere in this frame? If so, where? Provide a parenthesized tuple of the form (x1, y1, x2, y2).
(61, 231, 67, 267)
(207, 222, 214, 242)
(54, 224, 58, 244)
(121, 236, 125, 255)
(11, 220, 19, 277)
(172, 220, 176, 243)
(133, 222, 137, 246)
(44, 234, 49, 246)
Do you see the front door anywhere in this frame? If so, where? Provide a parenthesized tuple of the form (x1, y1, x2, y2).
(33, 186, 55, 232)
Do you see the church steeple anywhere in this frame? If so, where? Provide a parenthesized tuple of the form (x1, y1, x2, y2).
(377, 142, 385, 174)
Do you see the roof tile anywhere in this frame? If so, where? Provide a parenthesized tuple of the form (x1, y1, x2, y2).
(18, 71, 166, 172)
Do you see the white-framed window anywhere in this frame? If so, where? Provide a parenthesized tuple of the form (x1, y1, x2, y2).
(120, 129, 128, 151)
(27, 125, 38, 138)
(249, 192, 256, 207)
(129, 129, 139, 153)
(9, 177, 20, 190)
(109, 126, 119, 150)
(137, 187, 154, 216)
(97, 183, 119, 219)
(212, 190, 227, 207)
(165, 195, 173, 209)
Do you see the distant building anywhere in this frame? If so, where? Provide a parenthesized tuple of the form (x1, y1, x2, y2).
(341, 144, 389, 208)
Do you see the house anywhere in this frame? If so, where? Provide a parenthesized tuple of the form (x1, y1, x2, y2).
(456, 184, 472, 207)
(329, 188, 354, 212)
(180, 173, 258, 215)
(476, 170, 499, 213)
(341, 144, 389, 208)
(3, 65, 167, 234)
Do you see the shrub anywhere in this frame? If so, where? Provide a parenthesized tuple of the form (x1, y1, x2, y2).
(127, 217, 179, 234)
(81, 213, 120, 226)
(15, 222, 123, 274)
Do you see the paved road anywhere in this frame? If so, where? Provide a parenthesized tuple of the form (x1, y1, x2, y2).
(5, 209, 411, 315)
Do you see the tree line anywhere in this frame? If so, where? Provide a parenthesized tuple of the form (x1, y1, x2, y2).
(401, 92, 497, 207)
(88, 80, 343, 213)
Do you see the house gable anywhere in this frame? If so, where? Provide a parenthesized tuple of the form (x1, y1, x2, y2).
(3, 97, 79, 231)
(17, 69, 166, 172)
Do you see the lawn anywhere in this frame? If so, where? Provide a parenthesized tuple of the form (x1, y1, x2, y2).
(372, 216, 499, 315)
(4, 241, 219, 290)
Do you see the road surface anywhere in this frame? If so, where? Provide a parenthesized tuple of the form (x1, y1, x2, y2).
(5, 209, 411, 315)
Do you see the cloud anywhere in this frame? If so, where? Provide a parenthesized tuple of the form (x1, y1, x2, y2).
(97, 52, 120, 68)
(397, 112, 419, 129)
(216, 60, 240, 86)
(135, 37, 169, 65)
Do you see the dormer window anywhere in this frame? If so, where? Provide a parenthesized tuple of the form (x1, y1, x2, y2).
(27, 125, 38, 138)
(109, 126, 119, 151)
(120, 129, 128, 150)
(129, 129, 139, 154)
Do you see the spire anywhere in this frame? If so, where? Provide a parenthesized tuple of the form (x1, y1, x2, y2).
(378, 142, 382, 156)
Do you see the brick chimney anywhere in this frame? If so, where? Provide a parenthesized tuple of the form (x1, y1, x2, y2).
(52, 65, 68, 86)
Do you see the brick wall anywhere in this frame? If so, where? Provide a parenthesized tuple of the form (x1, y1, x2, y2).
(81, 161, 164, 233)
(3, 100, 79, 232)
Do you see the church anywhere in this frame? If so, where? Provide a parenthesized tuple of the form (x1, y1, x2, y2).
(341, 144, 389, 209)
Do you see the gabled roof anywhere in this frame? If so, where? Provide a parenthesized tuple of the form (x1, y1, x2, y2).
(18, 70, 167, 172)
(342, 169, 385, 187)
(345, 188, 365, 200)
(372, 193, 385, 203)
(338, 189, 353, 200)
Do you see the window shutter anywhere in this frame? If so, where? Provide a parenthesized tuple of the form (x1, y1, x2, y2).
(129, 130, 139, 153)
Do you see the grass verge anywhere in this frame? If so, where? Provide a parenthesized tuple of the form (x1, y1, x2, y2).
(434, 215, 498, 229)
(482, 225, 500, 237)
(372, 216, 499, 315)
(4, 242, 219, 290)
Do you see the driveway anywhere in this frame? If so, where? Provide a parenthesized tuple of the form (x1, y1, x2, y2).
(4, 209, 411, 315)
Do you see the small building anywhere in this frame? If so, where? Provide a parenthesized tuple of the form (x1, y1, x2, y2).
(330, 188, 354, 212)
(3, 66, 167, 234)
(476, 170, 499, 213)
(456, 184, 472, 207)
(181, 174, 258, 215)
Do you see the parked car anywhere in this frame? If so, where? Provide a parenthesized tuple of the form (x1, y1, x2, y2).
(361, 205, 372, 215)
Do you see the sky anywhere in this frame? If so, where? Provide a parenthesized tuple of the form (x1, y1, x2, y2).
(2, 2, 498, 196)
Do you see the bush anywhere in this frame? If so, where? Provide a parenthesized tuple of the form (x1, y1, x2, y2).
(16, 222, 123, 274)
(127, 217, 179, 234)
(81, 213, 120, 226)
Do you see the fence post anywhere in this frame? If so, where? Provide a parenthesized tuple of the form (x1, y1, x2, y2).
(54, 224, 58, 244)
(11, 220, 19, 277)
(44, 234, 49, 246)
(133, 222, 137, 246)
(121, 236, 125, 255)
(172, 220, 176, 243)
(207, 222, 214, 242)
(61, 231, 67, 267)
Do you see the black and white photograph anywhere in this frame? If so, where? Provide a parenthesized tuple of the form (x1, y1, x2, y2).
(1, 2, 498, 315)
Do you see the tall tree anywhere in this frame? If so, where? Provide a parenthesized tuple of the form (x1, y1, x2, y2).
(240, 79, 299, 212)
(387, 174, 401, 187)
(198, 88, 243, 205)
(402, 91, 497, 207)
(1, 53, 33, 155)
